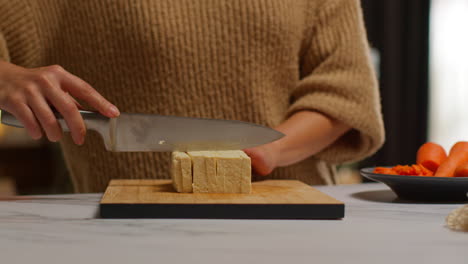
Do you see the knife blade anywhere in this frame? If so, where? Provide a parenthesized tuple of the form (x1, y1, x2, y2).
(0, 110, 284, 151)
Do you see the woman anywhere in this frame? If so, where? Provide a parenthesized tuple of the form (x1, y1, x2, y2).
(0, 0, 384, 192)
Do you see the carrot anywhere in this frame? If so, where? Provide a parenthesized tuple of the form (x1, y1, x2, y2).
(411, 164, 434, 176)
(390, 164, 432, 176)
(454, 163, 468, 177)
(392, 165, 413, 175)
(434, 141, 468, 177)
(416, 142, 447, 172)
(374, 167, 398, 175)
(374, 165, 434, 176)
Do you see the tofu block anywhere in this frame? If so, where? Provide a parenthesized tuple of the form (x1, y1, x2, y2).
(171, 150, 251, 194)
(187, 151, 222, 193)
(171, 152, 193, 193)
(215, 151, 251, 194)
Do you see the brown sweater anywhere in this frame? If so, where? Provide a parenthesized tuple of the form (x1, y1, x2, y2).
(0, 0, 385, 193)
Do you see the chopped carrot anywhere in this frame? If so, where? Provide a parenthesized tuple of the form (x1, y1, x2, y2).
(391, 165, 432, 176)
(411, 164, 434, 176)
(373, 164, 433, 176)
(373, 167, 398, 175)
(392, 165, 414, 175)
(435, 141, 468, 177)
(416, 142, 447, 172)
(454, 163, 468, 177)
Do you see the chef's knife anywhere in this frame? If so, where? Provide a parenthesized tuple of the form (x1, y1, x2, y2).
(0, 110, 284, 151)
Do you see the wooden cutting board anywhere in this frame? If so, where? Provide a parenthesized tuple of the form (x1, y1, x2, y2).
(99, 179, 344, 219)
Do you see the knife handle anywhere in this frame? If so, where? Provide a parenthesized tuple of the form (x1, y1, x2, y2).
(0, 110, 110, 135)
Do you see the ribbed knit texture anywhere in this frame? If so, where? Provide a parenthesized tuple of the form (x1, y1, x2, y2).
(0, 0, 384, 193)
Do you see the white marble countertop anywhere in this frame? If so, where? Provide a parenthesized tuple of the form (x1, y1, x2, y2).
(0, 183, 466, 264)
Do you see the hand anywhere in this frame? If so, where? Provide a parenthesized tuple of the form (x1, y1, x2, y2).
(244, 141, 280, 176)
(0, 60, 120, 145)
(244, 111, 351, 176)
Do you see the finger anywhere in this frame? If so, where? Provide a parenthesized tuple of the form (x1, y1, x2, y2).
(27, 92, 62, 142)
(8, 105, 42, 140)
(243, 148, 271, 176)
(66, 93, 84, 109)
(57, 70, 119, 117)
(44, 87, 86, 145)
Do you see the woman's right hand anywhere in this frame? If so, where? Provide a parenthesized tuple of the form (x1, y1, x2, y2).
(0, 60, 120, 145)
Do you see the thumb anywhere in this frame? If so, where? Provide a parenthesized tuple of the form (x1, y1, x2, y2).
(244, 147, 275, 176)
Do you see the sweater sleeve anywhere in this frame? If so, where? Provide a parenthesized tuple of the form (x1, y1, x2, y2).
(0, 0, 41, 67)
(288, 0, 385, 164)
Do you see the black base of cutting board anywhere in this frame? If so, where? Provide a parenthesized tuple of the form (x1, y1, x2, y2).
(100, 203, 344, 219)
(99, 180, 345, 219)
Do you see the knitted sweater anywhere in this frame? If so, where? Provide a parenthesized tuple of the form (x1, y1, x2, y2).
(0, 0, 385, 193)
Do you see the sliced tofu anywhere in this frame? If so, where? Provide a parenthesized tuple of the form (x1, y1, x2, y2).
(187, 151, 222, 193)
(171, 152, 182, 192)
(215, 150, 251, 194)
(172, 150, 251, 194)
(171, 151, 193, 193)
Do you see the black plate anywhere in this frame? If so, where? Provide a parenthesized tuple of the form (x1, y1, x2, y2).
(360, 167, 468, 202)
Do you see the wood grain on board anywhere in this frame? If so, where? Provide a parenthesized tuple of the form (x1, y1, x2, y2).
(100, 180, 344, 219)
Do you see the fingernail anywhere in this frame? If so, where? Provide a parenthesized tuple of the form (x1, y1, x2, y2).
(109, 105, 120, 117)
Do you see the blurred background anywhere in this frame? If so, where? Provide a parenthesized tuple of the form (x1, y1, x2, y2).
(0, 0, 466, 194)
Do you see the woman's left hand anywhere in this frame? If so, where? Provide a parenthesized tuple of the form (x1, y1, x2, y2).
(243, 142, 280, 176)
(244, 111, 351, 177)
